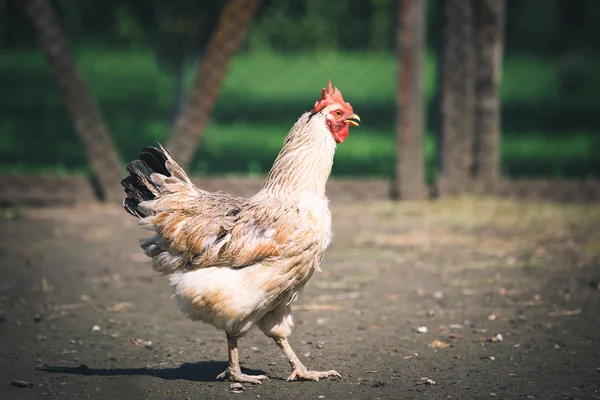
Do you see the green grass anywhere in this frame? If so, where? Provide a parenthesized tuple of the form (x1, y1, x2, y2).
(0, 47, 599, 180)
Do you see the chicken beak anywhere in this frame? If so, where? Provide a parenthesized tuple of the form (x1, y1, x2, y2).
(345, 114, 361, 127)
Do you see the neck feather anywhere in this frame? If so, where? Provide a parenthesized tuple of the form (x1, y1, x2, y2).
(261, 112, 336, 198)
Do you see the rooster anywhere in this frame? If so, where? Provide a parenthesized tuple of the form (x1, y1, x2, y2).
(121, 80, 360, 383)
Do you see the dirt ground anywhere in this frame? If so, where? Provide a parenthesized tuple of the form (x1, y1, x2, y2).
(1, 195, 599, 400)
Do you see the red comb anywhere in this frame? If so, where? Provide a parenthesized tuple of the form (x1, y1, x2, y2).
(311, 80, 352, 114)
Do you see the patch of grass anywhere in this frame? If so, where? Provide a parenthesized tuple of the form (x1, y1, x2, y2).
(339, 196, 600, 291)
(0, 48, 598, 180)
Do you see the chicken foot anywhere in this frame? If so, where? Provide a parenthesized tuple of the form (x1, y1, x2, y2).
(275, 337, 341, 381)
(217, 334, 269, 384)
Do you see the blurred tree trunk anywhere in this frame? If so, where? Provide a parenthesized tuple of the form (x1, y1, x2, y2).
(437, 0, 475, 196)
(166, 0, 261, 168)
(472, 0, 504, 185)
(394, 0, 427, 200)
(23, 0, 123, 203)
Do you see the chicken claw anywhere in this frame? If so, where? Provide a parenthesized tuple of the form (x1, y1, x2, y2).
(216, 334, 269, 384)
(286, 367, 342, 382)
(217, 368, 269, 385)
(273, 337, 341, 382)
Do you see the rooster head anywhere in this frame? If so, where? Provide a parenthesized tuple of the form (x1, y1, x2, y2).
(311, 80, 360, 143)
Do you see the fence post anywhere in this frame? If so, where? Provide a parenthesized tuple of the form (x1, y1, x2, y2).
(166, 0, 261, 168)
(23, 0, 124, 203)
(395, 0, 428, 200)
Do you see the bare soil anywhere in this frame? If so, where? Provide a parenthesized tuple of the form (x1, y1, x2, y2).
(1, 195, 599, 400)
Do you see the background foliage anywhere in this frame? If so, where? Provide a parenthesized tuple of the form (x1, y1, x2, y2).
(1, 0, 599, 180)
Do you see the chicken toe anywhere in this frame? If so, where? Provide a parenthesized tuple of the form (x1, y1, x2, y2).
(287, 367, 341, 381)
(217, 368, 269, 384)
(274, 337, 342, 382)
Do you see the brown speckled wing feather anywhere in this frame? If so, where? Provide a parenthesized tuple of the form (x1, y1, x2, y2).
(133, 147, 299, 273)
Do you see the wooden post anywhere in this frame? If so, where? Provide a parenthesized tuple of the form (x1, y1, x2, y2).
(472, 0, 504, 185)
(23, 0, 123, 203)
(437, 0, 476, 196)
(395, 0, 427, 200)
(166, 0, 261, 168)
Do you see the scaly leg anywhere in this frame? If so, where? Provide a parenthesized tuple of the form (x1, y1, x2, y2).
(216, 334, 269, 384)
(274, 337, 341, 381)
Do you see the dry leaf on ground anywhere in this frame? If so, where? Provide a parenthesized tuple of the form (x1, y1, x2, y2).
(427, 339, 450, 348)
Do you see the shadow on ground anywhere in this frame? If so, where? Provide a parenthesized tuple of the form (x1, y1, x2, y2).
(38, 361, 267, 383)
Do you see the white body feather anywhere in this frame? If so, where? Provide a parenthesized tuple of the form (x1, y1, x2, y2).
(169, 188, 333, 336)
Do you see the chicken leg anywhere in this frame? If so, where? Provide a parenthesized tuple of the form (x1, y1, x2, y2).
(217, 334, 269, 384)
(275, 337, 342, 381)
(258, 306, 341, 381)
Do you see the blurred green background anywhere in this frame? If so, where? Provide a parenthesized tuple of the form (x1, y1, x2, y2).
(1, 0, 599, 182)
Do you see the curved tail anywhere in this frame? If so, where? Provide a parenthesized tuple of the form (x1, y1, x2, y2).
(121, 144, 188, 218)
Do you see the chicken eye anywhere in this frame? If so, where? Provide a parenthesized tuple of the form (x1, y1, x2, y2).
(334, 110, 342, 117)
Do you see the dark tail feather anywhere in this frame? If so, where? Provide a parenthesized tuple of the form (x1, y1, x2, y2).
(121, 145, 172, 218)
(139, 146, 170, 176)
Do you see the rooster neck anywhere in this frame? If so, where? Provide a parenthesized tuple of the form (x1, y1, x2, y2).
(261, 112, 336, 199)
